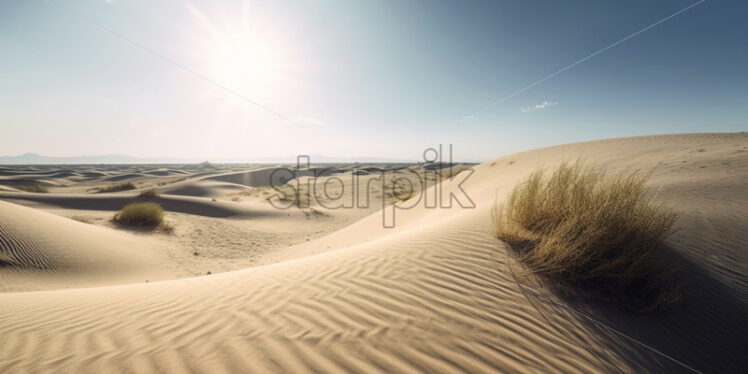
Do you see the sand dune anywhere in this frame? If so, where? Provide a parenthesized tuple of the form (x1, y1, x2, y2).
(0, 191, 285, 218)
(157, 180, 248, 198)
(0, 133, 746, 372)
(0, 163, 244, 194)
(205, 167, 320, 187)
(0, 201, 178, 292)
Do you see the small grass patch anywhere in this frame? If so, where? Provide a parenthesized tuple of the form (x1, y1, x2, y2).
(138, 189, 160, 198)
(14, 185, 48, 193)
(492, 161, 680, 311)
(238, 187, 259, 196)
(240, 187, 273, 197)
(98, 182, 136, 193)
(156, 177, 186, 186)
(114, 202, 170, 231)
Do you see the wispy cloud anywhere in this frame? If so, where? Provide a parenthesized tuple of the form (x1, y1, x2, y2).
(295, 116, 325, 125)
(521, 101, 558, 113)
(462, 115, 476, 120)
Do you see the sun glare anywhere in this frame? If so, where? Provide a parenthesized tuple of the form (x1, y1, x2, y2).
(205, 29, 283, 99)
(183, 2, 302, 106)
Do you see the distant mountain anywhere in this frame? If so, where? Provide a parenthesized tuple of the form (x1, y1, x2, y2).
(0, 153, 417, 165)
(244, 154, 417, 164)
(0, 153, 200, 165)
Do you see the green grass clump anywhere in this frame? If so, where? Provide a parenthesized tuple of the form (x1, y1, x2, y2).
(14, 185, 48, 193)
(98, 182, 136, 193)
(113, 203, 166, 229)
(492, 161, 680, 311)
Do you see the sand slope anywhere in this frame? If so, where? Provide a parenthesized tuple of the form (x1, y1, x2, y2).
(0, 201, 178, 292)
(0, 192, 285, 218)
(1, 133, 746, 373)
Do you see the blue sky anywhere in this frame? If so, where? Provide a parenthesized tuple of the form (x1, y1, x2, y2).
(1, 0, 746, 161)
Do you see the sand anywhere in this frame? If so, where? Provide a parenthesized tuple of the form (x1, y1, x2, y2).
(0, 133, 746, 373)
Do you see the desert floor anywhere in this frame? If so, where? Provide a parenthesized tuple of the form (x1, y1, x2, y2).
(1, 133, 746, 373)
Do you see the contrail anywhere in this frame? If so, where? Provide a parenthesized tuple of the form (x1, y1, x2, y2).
(460, 0, 705, 121)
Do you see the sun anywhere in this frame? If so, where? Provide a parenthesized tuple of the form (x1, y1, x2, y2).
(204, 27, 284, 99)
(182, 2, 301, 105)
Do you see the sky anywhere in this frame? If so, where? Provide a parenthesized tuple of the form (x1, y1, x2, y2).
(1, 0, 746, 162)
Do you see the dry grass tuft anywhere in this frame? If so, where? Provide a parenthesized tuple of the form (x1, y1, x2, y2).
(114, 203, 168, 231)
(441, 167, 467, 180)
(14, 185, 48, 193)
(492, 161, 681, 311)
(138, 189, 160, 198)
(156, 177, 186, 186)
(98, 182, 136, 193)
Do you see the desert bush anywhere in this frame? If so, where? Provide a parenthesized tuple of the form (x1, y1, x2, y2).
(14, 185, 48, 193)
(113, 203, 165, 229)
(492, 161, 680, 311)
(138, 189, 160, 198)
(98, 182, 136, 193)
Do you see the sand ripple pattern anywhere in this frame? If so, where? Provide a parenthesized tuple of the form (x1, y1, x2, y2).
(0, 207, 62, 271)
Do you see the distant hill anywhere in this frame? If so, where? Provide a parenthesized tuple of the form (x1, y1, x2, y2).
(244, 154, 417, 164)
(0, 153, 417, 165)
(0, 153, 199, 165)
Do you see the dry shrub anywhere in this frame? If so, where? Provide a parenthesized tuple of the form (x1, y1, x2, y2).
(138, 189, 160, 198)
(493, 161, 681, 311)
(98, 182, 136, 193)
(14, 185, 48, 193)
(114, 203, 165, 229)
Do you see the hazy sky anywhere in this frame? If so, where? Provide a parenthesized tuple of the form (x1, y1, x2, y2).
(1, 0, 746, 161)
